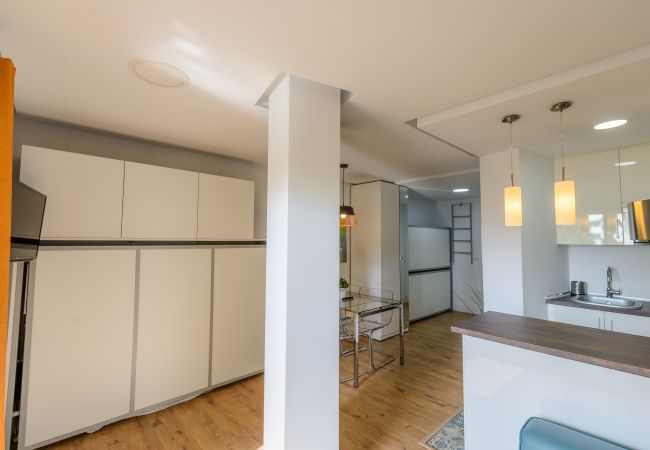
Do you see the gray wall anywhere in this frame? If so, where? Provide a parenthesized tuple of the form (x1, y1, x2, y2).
(407, 191, 446, 227)
(13, 115, 267, 238)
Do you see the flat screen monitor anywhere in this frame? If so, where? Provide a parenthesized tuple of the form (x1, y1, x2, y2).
(10, 180, 46, 261)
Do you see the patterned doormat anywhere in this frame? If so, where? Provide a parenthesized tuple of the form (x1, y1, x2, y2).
(420, 410, 464, 450)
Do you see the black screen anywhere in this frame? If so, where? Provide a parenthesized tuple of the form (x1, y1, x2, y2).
(10, 180, 46, 261)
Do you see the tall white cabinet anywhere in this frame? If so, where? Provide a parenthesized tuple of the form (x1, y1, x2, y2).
(350, 181, 401, 340)
(134, 249, 212, 410)
(25, 250, 136, 446)
(18, 145, 264, 448)
(211, 247, 266, 385)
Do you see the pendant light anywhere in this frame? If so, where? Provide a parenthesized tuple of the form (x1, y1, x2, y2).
(551, 101, 576, 225)
(340, 164, 358, 227)
(502, 114, 523, 227)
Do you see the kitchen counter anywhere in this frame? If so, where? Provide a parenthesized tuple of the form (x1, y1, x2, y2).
(452, 311, 650, 378)
(453, 311, 650, 449)
(546, 294, 650, 317)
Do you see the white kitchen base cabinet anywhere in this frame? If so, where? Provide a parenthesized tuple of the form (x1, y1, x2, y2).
(409, 271, 451, 321)
(547, 304, 603, 329)
(548, 304, 650, 337)
(25, 250, 136, 447)
(211, 247, 265, 386)
(134, 249, 212, 410)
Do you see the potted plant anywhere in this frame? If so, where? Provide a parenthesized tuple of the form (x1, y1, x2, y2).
(339, 277, 350, 299)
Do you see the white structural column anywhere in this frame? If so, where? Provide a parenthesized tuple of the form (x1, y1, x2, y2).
(264, 75, 341, 450)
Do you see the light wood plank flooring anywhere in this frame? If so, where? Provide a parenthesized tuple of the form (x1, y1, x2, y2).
(46, 311, 471, 450)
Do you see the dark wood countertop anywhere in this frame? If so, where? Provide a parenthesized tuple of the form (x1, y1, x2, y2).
(451, 311, 650, 378)
(546, 295, 650, 317)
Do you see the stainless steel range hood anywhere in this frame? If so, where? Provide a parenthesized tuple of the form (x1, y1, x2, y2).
(629, 199, 650, 243)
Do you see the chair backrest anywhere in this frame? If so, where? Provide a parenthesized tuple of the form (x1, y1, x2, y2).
(348, 284, 362, 295)
(365, 288, 394, 300)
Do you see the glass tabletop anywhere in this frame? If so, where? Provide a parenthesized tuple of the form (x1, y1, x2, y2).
(339, 292, 401, 315)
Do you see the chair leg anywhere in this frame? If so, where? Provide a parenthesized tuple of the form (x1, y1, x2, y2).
(368, 331, 375, 370)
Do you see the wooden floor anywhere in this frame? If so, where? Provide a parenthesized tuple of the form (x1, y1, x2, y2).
(46, 311, 471, 450)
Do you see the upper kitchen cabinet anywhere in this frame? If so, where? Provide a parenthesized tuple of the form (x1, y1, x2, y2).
(122, 162, 199, 239)
(619, 144, 650, 203)
(197, 173, 254, 240)
(20, 146, 125, 239)
(555, 149, 623, 245)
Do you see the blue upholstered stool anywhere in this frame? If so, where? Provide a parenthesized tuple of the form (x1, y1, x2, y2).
(520, 417, 630, 450)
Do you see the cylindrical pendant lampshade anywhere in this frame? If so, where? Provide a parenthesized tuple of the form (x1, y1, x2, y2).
(504, 185, 522, 227)
(554, 180, 576, 225)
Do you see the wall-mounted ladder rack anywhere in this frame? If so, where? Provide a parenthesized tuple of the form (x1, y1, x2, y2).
(451, 203, 473, 264)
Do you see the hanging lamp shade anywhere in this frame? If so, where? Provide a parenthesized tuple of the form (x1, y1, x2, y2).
(504, 185, 523, 227)
(340, 164, 358, 228)
(554, 180, 576, 225)
(502, 114, 523, 227)
(551, 101, 576, 225)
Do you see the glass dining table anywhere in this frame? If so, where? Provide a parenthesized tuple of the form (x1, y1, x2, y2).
(339, 292, 405, 387)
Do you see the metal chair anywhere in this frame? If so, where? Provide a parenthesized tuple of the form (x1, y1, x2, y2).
(360, 288, 397, 370)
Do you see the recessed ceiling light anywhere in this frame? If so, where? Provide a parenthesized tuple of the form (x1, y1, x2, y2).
(453, 188, 469, 193)
(128, 59, 189, 87)
(594, 119, 627, 130)
(615, 161, 637, 167)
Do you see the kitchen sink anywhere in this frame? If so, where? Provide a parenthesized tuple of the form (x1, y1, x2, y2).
(571, 294, 644, 310)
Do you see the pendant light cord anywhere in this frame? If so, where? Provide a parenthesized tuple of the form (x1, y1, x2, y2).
(509, 122, 514, 187)
(560, 109, 565, 181)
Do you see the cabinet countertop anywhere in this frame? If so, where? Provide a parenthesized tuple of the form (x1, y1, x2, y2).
(546, 295, 650, 317)
(451, 311, 650, 379)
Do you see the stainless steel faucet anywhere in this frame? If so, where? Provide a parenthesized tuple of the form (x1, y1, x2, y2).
(606, 267, 621, 298)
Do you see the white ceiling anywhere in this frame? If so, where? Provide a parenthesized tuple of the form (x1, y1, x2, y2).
(3, 1, 650, 183)
(401, 170, 480, 201)
(418, 45, 650, 159)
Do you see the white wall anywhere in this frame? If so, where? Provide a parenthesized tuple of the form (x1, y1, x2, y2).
(407, 191, 446, 227)
(433, 197, 483, 313)
(479, 150, 524, 315)
(568, 245, 650, 298)
(520, 151, 569, 319)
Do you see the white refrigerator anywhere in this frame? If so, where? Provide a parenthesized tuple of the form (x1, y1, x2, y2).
(407, 226, 452, 321)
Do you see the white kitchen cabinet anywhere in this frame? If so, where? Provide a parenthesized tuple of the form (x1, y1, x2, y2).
(547, 304, 602, 329)
(548, 304, 650, 337)
(211, 247, 265, 386)
(20, 146, 125, 239)
(605, 311, 650, 337)
(122, 162, 199, 239)
(25, 250, 136, 447)
(134, 249, 211, 410)
(409, 271, 451, 321)
(618, 144, 650, 244)
(555, 150, 623, 245)
(198, 173, 254, 240)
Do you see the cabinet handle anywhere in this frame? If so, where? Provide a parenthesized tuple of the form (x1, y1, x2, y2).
(610, 319, 614, 331)
(598, 317, 601, 329)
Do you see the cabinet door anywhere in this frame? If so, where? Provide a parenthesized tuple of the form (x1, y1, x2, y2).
(547, 304, 603, 329)
(122, 162, 198, 239)
(25, 250, 136, 446)
(606, 311, 650, 337)
(211, 247, 265, 386)
(408, 271, 451, 321)
(555, 150, 623, 245)
(134, 249, 211, 410)
(618, 144, 650, 244)
(198, 173, 254, 240)
(20, 146, 125, 239)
